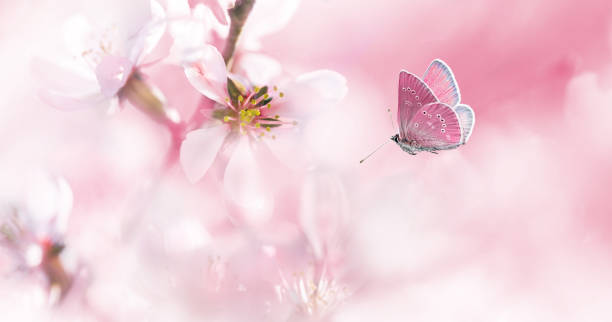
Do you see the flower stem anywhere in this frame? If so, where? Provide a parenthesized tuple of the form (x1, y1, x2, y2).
(223, 0, 256, 65)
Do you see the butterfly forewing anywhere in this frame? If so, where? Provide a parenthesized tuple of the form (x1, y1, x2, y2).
(404, 102, 462, 148)
(423, 59, 461, 107)
(398, 71, 437, 140)
(454, 104, 475, 144)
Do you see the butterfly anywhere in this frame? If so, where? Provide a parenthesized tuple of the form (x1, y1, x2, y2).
(392, 59, 475, 155)
(361, 59, 475, 162)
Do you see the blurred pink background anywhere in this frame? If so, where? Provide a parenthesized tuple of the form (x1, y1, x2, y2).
(2, 0, 612, 321)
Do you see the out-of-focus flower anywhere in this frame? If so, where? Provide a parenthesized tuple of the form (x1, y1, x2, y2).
(299, 171, 350, 260)
(35, 1, 172, 121)
(276, 263, 350, 319)
(179, 45, 346, 219)
(0, 173, 74, 304)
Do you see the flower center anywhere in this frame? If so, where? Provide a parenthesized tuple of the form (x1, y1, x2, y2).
(215, 83, 296, 138)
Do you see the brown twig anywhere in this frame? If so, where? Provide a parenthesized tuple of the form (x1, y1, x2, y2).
(222, 0, 256, 65)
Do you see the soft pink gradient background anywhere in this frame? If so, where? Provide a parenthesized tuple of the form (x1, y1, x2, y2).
(2, 0, 612, 321)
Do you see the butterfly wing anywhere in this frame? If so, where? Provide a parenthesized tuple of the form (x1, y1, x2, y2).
(454, 104, 475, 144)
(403, 102, 462, 149)
(397, 71, 438, 140)
(423, 59, 461, 107)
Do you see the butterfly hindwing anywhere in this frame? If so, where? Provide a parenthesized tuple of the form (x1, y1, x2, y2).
(454, 104, 475, 144)
(423, 59, 461, 107)
(404, 102, 462, 149)
(398, 71, 437, 140)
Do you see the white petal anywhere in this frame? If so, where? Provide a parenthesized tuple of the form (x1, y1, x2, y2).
(54, 177, 74, 234)
(129, 0, 168, 64)
(25, 172, 73, 234)
(283, 70, 348, 117)
(180, 126, 227, 183)
(242, 0, 301, 50)
(38, 88, 112, 110)
(223, 137, 273, 224)
(299, 172, 349, 259)
(264, 128, 314, 171)
(183, 45, 228, 103)
(31, 58, 99, 94)
(295, 70, 348, 103)
(62, 15, 94, 57)
(234, 53, 282, 86)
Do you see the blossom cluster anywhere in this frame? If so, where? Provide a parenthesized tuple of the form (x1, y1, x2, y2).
(2, 0, 352, 320)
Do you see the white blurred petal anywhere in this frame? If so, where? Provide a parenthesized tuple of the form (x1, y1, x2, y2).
(242, 0, 301, 50)
(235, 53, 282, 86)
(223, 137, 273, 224)
(62, 15, 94, 57)
(264, 129, 314, 171)
(283, 70, 347, 117)
(299, 172, 349, 259)
(180, 126, 228, 183)
(129, 0, 168, 64)
(24, 173, 73, 234)
(54, 177, 74, 235)
(37, 88, 110, 110)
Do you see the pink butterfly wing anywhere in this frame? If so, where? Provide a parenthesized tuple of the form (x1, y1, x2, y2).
(397, 71, 437, 140)
(454, 104, 475, 144)
(403, 102, 462, 148)
(423, 59, 460, 107)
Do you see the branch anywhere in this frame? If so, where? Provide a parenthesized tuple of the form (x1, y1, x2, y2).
(222, 0, 256, 65)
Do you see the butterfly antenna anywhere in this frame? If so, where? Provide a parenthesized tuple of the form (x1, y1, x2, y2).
(359, 140, 391, 164)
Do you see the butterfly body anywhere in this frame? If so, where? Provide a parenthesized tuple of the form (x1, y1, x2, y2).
(391, 134, 459, 155)
(394, 60, 474, 156)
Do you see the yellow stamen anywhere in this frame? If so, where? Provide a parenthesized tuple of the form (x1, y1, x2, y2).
(279, 92, 284, 98)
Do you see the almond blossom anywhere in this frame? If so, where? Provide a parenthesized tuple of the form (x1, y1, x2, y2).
(180, 45, 346, 220)
(0, 174, 74, 304)
(35, 1, 171, 121)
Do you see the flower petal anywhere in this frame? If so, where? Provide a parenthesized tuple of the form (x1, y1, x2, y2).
(95, 55, 134, 97)
(299, 172, 349, 259)
(234, 53, 282, 86)
(25, 172, 73, 236)
(189, 0, 230, 25)
(180, 126, 228, 183)
(183, 45, 228, 103)
(129, 0, 168, 65)
(62, 14, 94, 58)
(242, 0, 301, 50)
(38, 88, 111, 110)
(283, 69, 348, 117)
(223, 137, 274, 224)
(31, 58, 98, 94)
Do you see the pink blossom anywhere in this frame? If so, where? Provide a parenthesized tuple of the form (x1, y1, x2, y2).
(180, 45, 346, 220)
(0, 173, 74, 304)
(34, 1, 168, 115)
